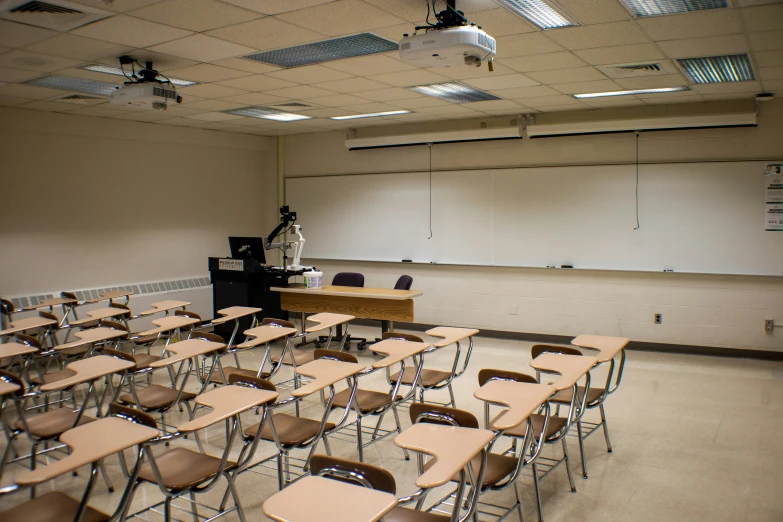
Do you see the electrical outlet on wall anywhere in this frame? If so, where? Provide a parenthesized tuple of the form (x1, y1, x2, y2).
(766, 319, 775, 332)
(654, 313, 662, 324)
(509, 304, 518, 315)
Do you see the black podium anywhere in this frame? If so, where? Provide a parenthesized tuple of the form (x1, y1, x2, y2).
(208, 257, 304, 339)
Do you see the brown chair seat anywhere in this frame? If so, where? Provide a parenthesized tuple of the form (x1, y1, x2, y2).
(138, 447, 236, 491)
(118, 385, 196, 410)
(29, 368, 76, 386)
(504, 413, 568, 440)
(0, 490, 109, 522)
(130, 333, 158, 345)
(60, 346, 90, 357)
(245, 413, 335, 446)
(331, 388, 400, 413)
(133, 353, 161, 370)
(384, 506, 449, 521)
(389, 367, 450, 388)
(550, 385, 605, 405)
(423, 452, 517, 488)
(207, 366, 270, 384)
(14, 409, 95, 439)
(270, 350, 315, 366)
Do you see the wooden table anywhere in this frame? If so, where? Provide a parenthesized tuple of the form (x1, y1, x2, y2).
(138, 300, 191, 317)
(40, 355, 135, 392)
(69, 306, 130, 327)
(371, 338, 430, 369)
(177, 385, 278, 432)
(530, 353, 597, 391)
(293, 359, 365, 398)
(138, 316, 201, 337)
(263, 475, 397, 522)
(571, 335, 629, 363)
(55, 327, 128, 352)
(0, 315, 58, 337)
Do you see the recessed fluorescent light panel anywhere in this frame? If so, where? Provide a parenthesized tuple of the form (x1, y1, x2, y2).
(244, 33, 398, 68)
(78, 64, 197, 86)
(574, 86, 689, 98)
(677, 54, 755, 84)
(331, 110, 410, 120)
(620, 0, 727, 17)
(222, 106, 312, 122)
(23, 75, 118, 96)
(494, 0, 576, 29)
(407, 82, 500, 103)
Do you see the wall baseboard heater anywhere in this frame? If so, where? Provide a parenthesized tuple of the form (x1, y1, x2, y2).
(345, 125, 523, 150)
(526, 111, 757, 137)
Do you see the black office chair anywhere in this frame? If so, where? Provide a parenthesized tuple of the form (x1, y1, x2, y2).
(316, 272, 366, 350)
(358, 275, 414, 351)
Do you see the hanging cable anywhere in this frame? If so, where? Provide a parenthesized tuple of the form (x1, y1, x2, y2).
(428, 143, 433, 239)
(634, 131, 640, 230)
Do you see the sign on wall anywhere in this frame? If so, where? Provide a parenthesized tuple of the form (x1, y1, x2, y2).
(765, 165, 783, 231)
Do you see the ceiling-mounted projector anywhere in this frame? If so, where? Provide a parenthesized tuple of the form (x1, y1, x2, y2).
(108, 56, 182, 110)
(399, 0, 496, 70)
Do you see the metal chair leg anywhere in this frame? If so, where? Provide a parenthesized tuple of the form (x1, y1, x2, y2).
(164, 496, 173, 522)
(276, 452, 285, 490)
(561, 438, 576, 492)
(392, 406, 410, 461)
(532, 462, 544, 522)
(189, 491, 198, 522)
(356, 416, 364, 462)
(98, 460, 115, 493)
(576, 421, 588, 479)
(600, 404, 613, 453)
(514, 481, 526, 522)
(228, 473, 247, 522)
(447, 383, 456, 408)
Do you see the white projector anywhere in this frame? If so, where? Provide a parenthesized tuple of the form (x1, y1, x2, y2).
(109, 82, 180, 110)
(399, 25, 496, 68)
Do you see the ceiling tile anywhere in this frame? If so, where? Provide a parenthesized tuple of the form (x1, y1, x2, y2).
(148, 34, 256, 62)
(581, 97, 645, 108)
(23, 34, 133, 62)
(304, 93, 374, 107)
(503, 52, 587, 72)
(71, 15, 193, 48)
(436, 62, 516, 79)
(265, 85, 337, 99)
(165, 63, 251, 82)
(573, 43, 665, 66)
(742, 4, 783, 32)
(366, 69, 449, 87)
(363, 0, 498, 23)
(217, 0, 334, 15)
(0, 66, 42, 83)
(359, 87, 431, 101)
(113, 110, 174, 121)
(120, 50, 198, 70)
(267, 65, 353, 84)
(735, 0, 783, 6)
(641, 94, 703, 105)
(206, 17, 326, 50)
(614, 74, 689, 89)
(494, 33, 564, 59)
(216, 74, 298, 91)
(546, 21, 649, 50)
(0, 20, 57, 48)
(759, 67, 783, 80)
(217, 92, 288, 105)
(337, 101, 402, 113)
(556, 0, 632, 25)
(657, 35, 749, 58)
(761, 79, 783, 91)
(297, 107, 359, 118)
(157, 117, 204, 126)
(693, 81, 762, 94)
(209, 57, 281, 74)
(322, 54, 415, 76)
(520, 94, 583, 107)
(463, 99, 524, 111)
(0, 94, 33, 106)
(18, 100, 79, 112)
(275, 0, 407, 36)
(526, 66, 607, 84)
(311, 77, 388, 93)
(131, 0, 262, 31)
(0, 51, 82, 73)
(187, 112, 245, 122)
(371, 22, 417, 42)
(163, 105, 210, 116)
(71, 0, 164, 12)
(68, 106, 129, 117)
(415, 104, 483, 116)
(549, 79, 622, 94)
(637, 10, 743, 41)
(466, 8, 537, 37)
(490, 85, 560, 98)
(388, 96, 451, 109)
(750, 30, 783, 52)
(754, 51, 783, 67)
(700, 92, 758, 101)
(177, 83, 249, 99)
(463, 73, 539, 90)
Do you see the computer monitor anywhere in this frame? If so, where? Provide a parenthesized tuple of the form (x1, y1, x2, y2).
(228, 237, 266, 263)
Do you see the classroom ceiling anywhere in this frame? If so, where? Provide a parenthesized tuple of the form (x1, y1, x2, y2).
(0, 0, 780, 136)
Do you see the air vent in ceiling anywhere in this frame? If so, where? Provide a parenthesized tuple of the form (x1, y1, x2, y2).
(0, 0, 113, 31)
(57, 94, 106, 105)
(616, 63, 660, 72)
(244, 33, 398, 68)
(598, 61, 675, 79)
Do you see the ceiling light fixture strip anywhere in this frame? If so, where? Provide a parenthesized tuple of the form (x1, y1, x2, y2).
(573, 86, 689, 98)
(23, 75, 118, 96)
(677, 54, 755, 84)
(621, 0, 727, 17)
(331, 110, 410, 120)
(495, 0, 575, 29)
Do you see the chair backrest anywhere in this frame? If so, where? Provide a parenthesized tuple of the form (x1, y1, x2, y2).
(381, 331, 424, 343)
(108, 402, 158, 429)
(314, 349, 358, 364)
(100, 319, 129, 333)
(60, 291, 78, 301)
(531, 344, 582, 359)
(310, 455, 397, 495)
(102, 348, 136, 365)
(175, 310, 202, 330)
(261, 317, 296, 329)
(0, 370, 25, 397)
(14, 334, 41, 349)
(332, 272, 364, 287)
(38, 311, 58, 323)
(477, 369, 537, 387)
(109, 302, 131, 313)
(409, 403, 479, 428)
(229, 373, 277, 392)
(191, 331, 225, 344)
(394, 275, 413, 290)
(0, 299, 13, 316)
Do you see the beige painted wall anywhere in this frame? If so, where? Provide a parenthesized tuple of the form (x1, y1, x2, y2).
(0, 107, 278, 320)
(285, 100, 783, 352)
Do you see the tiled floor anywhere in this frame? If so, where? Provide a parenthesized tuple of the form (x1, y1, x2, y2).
(1, 325, 782, 521)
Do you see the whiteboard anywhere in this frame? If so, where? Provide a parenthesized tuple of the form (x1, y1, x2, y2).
(286, 161, 783, 276)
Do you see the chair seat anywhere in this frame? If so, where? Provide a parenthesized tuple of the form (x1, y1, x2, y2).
(423, 451, 518, 488)
(245, 413, 335, 447)
(29, 369, 76, 386)
(504, 414, 568, 440)
(138, 447, 236, 491)
(331, 388, 401, 413)
(14, 409, 95, 439)
(0, 490, 109, 522)
(119, 385, 195, 410)
(550, 386, 605, 405)
(384, 506, 449, 522)
(60, 346, 90, 357)
(389, 367, 450, 388)
(133, 353, 161, 370)
(130, 333, 158, 345)
(271, 350, 315, 366)
(208, 366, 270, 384)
